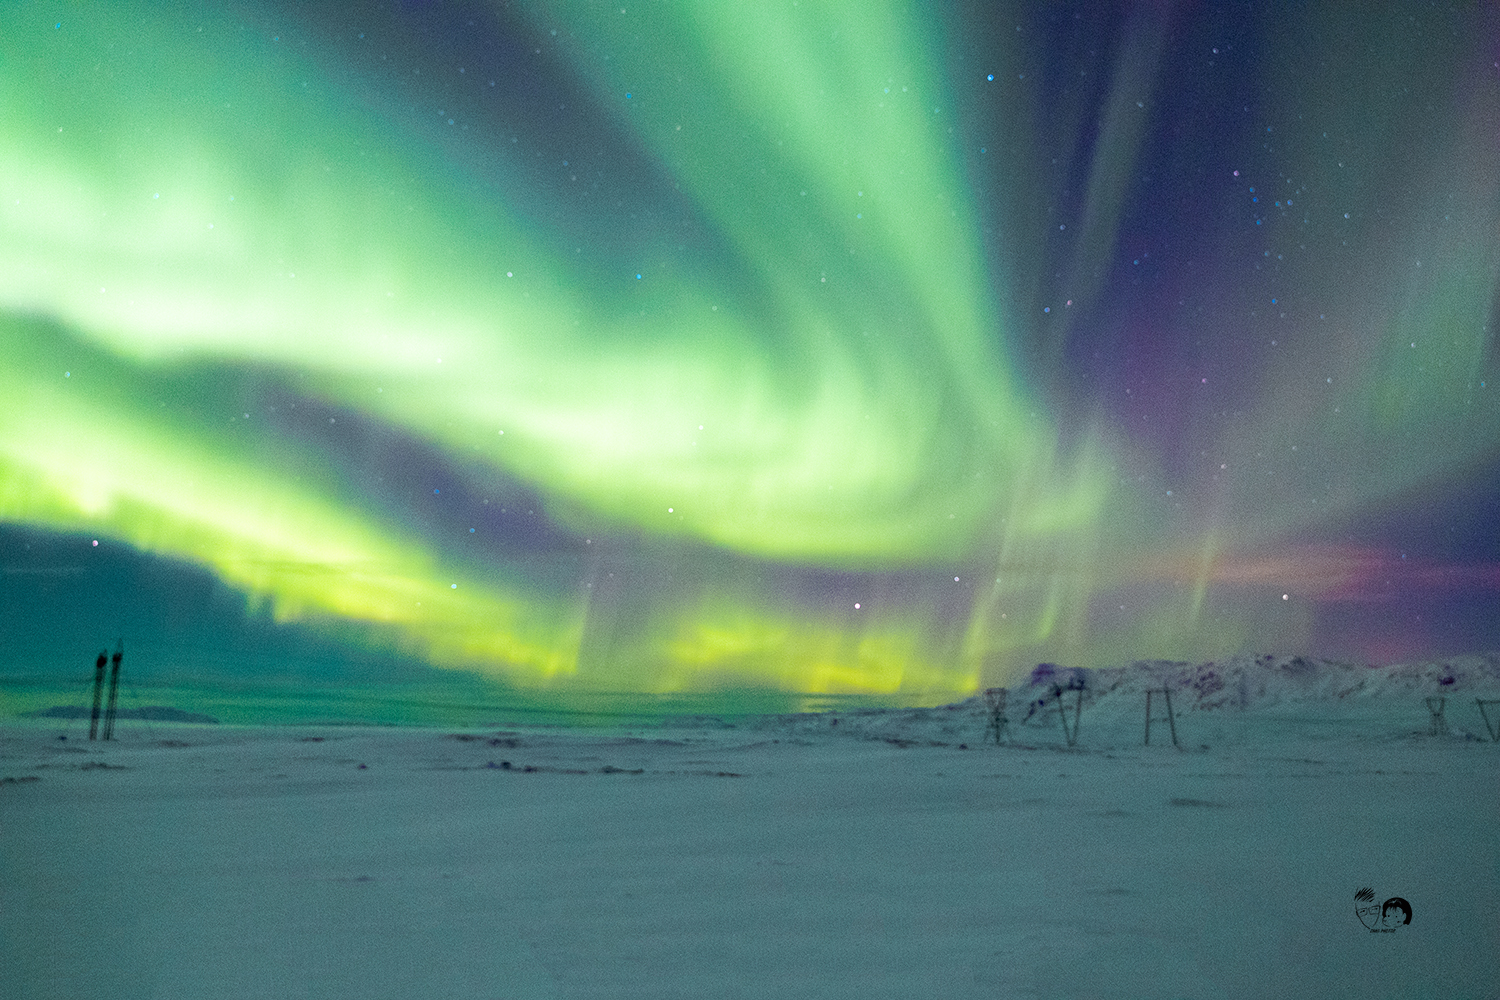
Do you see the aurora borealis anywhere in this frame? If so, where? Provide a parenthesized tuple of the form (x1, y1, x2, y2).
(3, 1, 1499, 698)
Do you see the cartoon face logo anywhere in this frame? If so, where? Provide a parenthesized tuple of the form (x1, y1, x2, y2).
(1380, 897, 1412, 929)
(1355, 888, 1411, 932)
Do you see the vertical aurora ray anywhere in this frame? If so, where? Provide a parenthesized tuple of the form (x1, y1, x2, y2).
(2, 1, 1499, 695)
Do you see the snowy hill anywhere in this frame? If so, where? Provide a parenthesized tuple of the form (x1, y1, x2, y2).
(1017, 653, 1500, 711)
(711, 654, 1500, 750)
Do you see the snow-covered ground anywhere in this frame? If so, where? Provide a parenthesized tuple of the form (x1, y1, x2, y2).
(3, 656, 1498, 999)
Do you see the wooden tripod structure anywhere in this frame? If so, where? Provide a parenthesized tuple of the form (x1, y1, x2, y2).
(1053, 682, 1083, 747)
(1144, 688, 1180, 748)
(1425, 696, 1447, 736)
(1475, 699, 1500, 742)
(982, 687, 1009, 744)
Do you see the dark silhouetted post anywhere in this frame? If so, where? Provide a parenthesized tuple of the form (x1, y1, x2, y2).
(1425, 696, 1447, 736)
(1477, 699, 1500, 742)
(1054, 679, 1083, 747)
(1145, 688, 1180, 748)
(983, 687, 1008, 744)
(88, 650, 107, 740)
(102, 641, 123, 740)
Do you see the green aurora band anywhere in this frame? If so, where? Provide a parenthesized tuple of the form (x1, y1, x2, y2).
(2, 1, 1498, 695)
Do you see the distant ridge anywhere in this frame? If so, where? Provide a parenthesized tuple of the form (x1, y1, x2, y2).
(1014, 653, 1500, 711)
(704, 653, 1500, 748)
(28, 705, 219, 724)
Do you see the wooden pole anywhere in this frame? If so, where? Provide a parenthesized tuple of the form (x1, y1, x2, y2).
(1052, 684, 1067, 744)
(88, 650, 107, 740)
(1055, 682, 1082, 747)
(983, 687, 1008, 744)
(1425, 696, 1447, 736)
(1478, 699, 1500, 742)
(1073, 685, 1083, 747)
(1145, 688, 1181, 748)
(102, 641, 123, 740)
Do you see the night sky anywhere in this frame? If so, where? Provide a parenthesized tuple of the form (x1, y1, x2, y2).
(3, 1, 1499, 697)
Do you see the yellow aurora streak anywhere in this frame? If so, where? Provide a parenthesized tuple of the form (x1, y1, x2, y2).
(0, 2, 1112, 691)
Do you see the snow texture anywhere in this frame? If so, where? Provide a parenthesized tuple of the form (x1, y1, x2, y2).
(2, 655, 1498, 999)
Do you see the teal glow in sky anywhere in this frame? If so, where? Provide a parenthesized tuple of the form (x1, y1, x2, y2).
(3, 1, 1499, 696)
